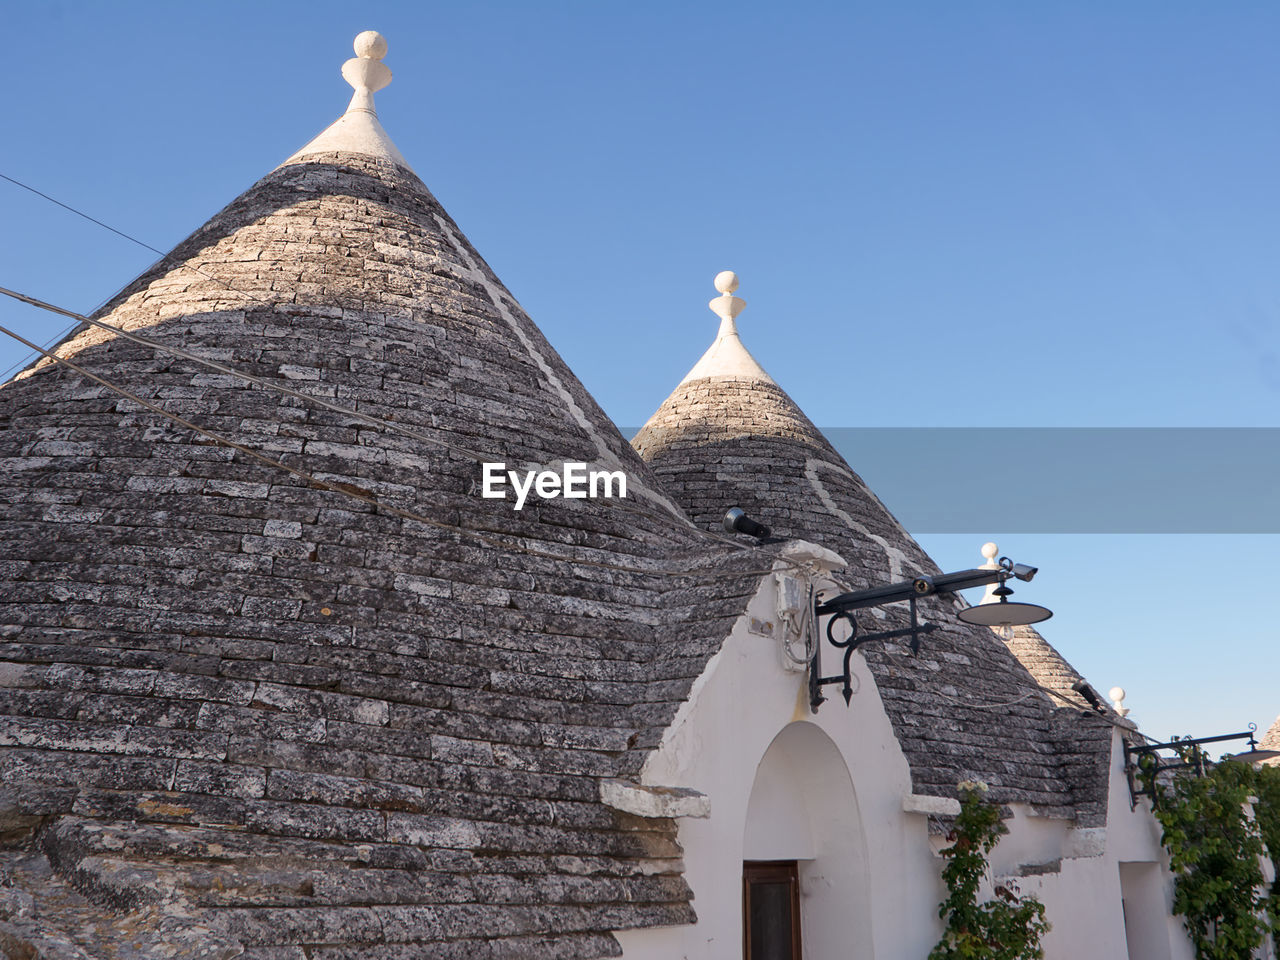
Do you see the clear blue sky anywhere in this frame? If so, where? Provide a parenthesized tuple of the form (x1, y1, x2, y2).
(2, 2, 1277, 746)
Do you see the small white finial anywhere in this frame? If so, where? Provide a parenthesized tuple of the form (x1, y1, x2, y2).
(1109, 686, 1130, 717)
(709, 270, 746, 323)
(282, 29, 410, 170)
(977, 542, 1004, 628)
(676, 269, 774, 385)
(341, 31, 392, 116)
(714, 270, 739, 295)
(353, 30, 388, 60)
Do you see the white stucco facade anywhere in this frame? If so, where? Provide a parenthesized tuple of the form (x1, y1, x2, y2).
(615, 549, 1196, 960)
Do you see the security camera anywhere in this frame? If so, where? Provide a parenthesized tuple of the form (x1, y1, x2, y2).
(1011, 563, 1038, 582)
(722, 507, 771, 539)
(1072, 680, 1105, 712)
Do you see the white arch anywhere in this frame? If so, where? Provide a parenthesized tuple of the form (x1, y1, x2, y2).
(744, 721, 875, 958)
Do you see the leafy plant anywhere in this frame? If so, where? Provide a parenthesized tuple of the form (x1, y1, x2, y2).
(1141, 743, 1280, 960)
(930, 781, 1050, 960)
(1254, 763, 1280, 907)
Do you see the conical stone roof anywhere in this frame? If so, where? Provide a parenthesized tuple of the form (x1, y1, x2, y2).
(1260, 715, 1280, 767)
(0, 36, 766, 959)
(634, 273, 1112, 822)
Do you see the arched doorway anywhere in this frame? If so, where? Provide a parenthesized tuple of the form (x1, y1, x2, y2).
(743, 721, 874, 958)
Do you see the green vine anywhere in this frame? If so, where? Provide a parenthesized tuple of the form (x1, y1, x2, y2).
(1140, 744, 1280, 960)
(1254, 764, 1280, 906)
(930, 781, 1050, 960)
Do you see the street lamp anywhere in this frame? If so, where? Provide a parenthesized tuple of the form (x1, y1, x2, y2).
(809, 556, 1051, 712)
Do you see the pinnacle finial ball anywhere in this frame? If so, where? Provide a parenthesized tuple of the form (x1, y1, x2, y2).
(354, 30, 388, 60)
(713, 270, 739, 295)
(1109, 686, 1126, 703)
(981, 542, 999, 560)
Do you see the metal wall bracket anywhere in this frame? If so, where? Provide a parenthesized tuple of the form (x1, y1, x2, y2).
(805, 564, 1010, 713)
(1121, 725, 1266, 809)
(808, 595, 936, 711)
(805, 562, 1048, 713)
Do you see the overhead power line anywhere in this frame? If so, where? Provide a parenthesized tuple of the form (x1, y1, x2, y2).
(0, 172, 171, 261)
(0, 284, 491, 463)
(0, 171, 274, 315)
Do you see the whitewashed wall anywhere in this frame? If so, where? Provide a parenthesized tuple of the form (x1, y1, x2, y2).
(1008, 736, 1195, 960)
(615, 553, 1195, 960)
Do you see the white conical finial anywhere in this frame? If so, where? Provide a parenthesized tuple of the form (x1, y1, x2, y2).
(978, 542, 1000, 603)
(342, 31, 392, 116)
(676, 269, 774, 385)
(1108, 686, 1130, 717)
(709, 271, 746, 323)
(977, 542, 1013, 638)
(283, 30, 411, 170)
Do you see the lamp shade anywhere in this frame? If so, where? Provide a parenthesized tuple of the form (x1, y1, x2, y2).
(957, 599, 1053, 628)
(1223, 749, 1280, 764)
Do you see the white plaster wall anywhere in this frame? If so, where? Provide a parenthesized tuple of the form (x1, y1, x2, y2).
(1103, 734, 1196, 960)
(744, 722, 875, 957)
(615, 566, 1195, 960)
(1121, 862, 1177, 960)
(615, 571, 945, 960)
(987, 734, 1194, 960)
(741, 733, 821, 860)
(986, 805, 1071, 876)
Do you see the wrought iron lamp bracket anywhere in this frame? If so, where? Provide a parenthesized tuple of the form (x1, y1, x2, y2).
(808, 595, 936, 712)
(805, 560, 1045, 714)
(1121, 723, 1265, 809)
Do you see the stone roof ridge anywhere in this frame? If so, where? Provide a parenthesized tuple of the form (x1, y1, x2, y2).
(678, 270, 775, 385)
(284, 30, 412, 171)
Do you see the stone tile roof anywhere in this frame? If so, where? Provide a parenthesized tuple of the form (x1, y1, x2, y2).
(0, 147, 770, 957)
(633, 372, 1112, 822)
(1261, 714, 1280, 766)
(1000, 623, 1091, 707)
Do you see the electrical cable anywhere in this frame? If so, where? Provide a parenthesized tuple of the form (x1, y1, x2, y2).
(1041, 685, 1159, 742)
(0, 284, 493, 463)
(0, 319, 784, 583)
(0, 171, 281, 317)
(932, 688, 1039, 710)
(0, 173, 172, 261)
(0, 173, 799, 580)
(0, 175, 687, 531)
(780, 580, 818, 667)
(0, 320, 78, 384)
